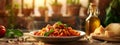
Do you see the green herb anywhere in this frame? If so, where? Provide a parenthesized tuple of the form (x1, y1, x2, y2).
(44, 29, 54, 36)
(67, 0, 80, 5)
(5, 29, 23, 38)
(104, 0, 120, 26)
(6, 3, 17, 29)
(13, 3, 20, 9)
(64, 24, 68, 27)
(57, 21, 62, 25)
(51, 0, 61, 5)
(39, 6, 47, 9)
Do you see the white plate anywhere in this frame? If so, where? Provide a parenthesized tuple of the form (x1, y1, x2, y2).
(30, 30, 85, 43)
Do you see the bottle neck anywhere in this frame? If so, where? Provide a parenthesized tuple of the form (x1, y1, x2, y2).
(88, 4, 99, 17)
(91, 10, 98, 17)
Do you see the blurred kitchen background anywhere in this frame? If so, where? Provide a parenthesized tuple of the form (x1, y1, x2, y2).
(0, 0, 118, 30)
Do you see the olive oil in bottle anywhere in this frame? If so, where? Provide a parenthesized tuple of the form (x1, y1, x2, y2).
(85, 3, 100, 36)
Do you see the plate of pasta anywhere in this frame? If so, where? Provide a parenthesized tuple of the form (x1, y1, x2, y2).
(30, 22, 85, 43)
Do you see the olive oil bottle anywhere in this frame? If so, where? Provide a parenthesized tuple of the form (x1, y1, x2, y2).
(85, 3, 100, 36)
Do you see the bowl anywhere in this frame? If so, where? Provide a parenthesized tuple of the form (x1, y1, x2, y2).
(30, 30, 85, 43)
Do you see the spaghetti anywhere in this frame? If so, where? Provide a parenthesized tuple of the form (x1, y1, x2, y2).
(34, 22, 80, 36)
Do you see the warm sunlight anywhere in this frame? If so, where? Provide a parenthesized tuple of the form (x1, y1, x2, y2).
(13, 0, 81, 16)
(35, 0, 44, 7)
(34, 0, 65, 8)
(23, 0, 33, 8)
(34, 0, 66, 16)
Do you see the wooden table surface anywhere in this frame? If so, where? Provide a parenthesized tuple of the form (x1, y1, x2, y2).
(0, 33, 120, 45)
(0, 37, 120, 45)
(0, 39, 120, 45)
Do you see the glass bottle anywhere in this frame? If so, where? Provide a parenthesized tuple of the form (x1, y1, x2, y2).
(85, 3, 100, 36)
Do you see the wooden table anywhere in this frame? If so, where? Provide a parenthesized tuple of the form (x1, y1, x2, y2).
(0, 39, 120, 45)
(0, 33, 120, 45)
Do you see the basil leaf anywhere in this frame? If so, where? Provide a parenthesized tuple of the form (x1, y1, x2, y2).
(5, 29, 23, 38)
(64, 24, 68, 27)
(13, 29, 23, 37)
(44, 29, 54, 36)
(57, 21, 62, 25)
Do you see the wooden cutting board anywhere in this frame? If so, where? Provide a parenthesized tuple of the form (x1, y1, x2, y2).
(91, 35, 120, 42)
